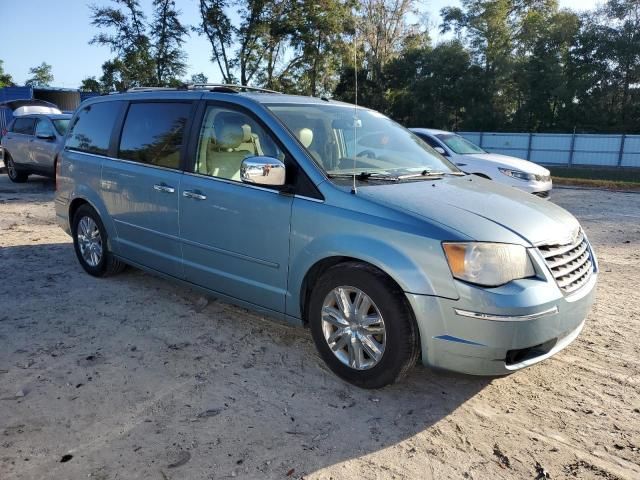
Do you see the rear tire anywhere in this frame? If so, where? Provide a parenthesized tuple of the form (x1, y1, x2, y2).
(5, 154, 29, 183)
(308, 262, 419, 389)
(72, 204, 126, 277)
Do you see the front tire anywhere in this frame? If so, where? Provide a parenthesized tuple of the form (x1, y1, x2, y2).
(308, 262, 419, 389)
(72, 205, 125, 277)
(5, 154, 29, 183)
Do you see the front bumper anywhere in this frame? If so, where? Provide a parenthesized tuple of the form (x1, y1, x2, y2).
(406, 271, 597, 375)
(515, 179, 552, 197)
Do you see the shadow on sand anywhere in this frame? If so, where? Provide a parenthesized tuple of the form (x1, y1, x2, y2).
(0, 241, 492, 478)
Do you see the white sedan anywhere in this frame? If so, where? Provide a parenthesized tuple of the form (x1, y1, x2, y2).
(411, 128, 552, 198)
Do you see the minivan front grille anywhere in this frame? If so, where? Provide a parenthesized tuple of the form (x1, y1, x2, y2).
(537, 229, 594, 295)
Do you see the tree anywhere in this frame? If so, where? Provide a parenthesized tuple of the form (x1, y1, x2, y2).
(289, 0, 356, 96)
(571, 0, 640, 132)
(25, 62, 54, 87)
(0, 60, 14, 88)
(151, 0, 188, 85)
(90, 0, 188, 88)
(510, 6, 581, 131)
(196, 0, 235, 83)
(190, 72, 209, 84)
(359, 0, 421, 83)
(80, 76, 102, 92)
(196, 0, 354, 95)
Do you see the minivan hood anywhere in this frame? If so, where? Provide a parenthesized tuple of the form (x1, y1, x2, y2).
(357, 175, 578, 246)
(463, 153, 549, 175)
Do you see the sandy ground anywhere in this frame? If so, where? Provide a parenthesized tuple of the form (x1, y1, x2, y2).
(0, 175, 638, 480)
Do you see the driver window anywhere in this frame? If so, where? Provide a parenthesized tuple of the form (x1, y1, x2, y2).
(35, 119, 55, 138)
(418, 134, 447, 154)
(195, 106, 284, 181)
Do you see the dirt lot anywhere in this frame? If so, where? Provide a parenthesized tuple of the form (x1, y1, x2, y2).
(0, 176, 639, 480)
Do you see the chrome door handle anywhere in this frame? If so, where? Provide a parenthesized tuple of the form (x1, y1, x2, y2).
(182, 190, 207, 200)
(153, 184, 175, 193)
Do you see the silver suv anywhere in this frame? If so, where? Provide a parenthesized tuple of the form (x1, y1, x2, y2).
(55, 85, 597, 388)
(1, 113, 71, 182)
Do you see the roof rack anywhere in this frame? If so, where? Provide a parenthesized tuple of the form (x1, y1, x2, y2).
(188, 83, 282, 94)
(126, 86, 182, 92)
(125, 84, 281, 94)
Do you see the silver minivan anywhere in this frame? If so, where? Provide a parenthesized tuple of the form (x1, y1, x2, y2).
(55, 86, 597, 388)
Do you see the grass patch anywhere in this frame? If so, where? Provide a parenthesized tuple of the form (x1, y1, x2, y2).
(548, 166, 640, 190)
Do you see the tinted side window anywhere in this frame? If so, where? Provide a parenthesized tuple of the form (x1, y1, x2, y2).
(67, 102, 122, 156)
(12, 118, 36, 135)
(417, 133, 440, 149)
(119, 102, 191, 170)
(35, 119, 55, 137)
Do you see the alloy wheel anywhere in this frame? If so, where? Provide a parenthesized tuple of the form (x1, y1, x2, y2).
(77, 216, 103, 267)
(6, 158, 17, 180)
(321, 286, 387, 370)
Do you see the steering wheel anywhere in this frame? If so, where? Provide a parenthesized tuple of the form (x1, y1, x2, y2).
(357, 150, 377, 159)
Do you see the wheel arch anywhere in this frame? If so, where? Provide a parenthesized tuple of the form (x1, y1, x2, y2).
(67, 193, 119, 253)
(299, 255, 423, 365)
(299, 256, 412, 327)
(68, 197, 90, 228)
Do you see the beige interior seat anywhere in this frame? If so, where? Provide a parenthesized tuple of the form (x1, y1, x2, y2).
(205, 123, 254, 181)
(238, 124, 264, 156)
(296, 127, 322, 163)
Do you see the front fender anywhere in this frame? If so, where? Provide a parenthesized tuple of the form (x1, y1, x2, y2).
(285, 198, 461, 319)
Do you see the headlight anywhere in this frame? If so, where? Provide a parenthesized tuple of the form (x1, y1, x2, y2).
(499, 168, 535, 181)
(443, 242, 535, 287)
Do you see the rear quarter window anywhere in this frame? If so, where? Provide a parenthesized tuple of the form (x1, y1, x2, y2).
(12, 117, 36, 135)
(118, 102, 191, 170)
(66, 102, 123, 156)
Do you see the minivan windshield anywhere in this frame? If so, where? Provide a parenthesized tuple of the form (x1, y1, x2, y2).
(436, 133, 486, 155)
(266, 103, 460, 179)
(52, 119, 70, 135)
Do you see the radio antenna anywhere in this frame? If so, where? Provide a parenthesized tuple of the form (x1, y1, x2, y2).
(351, 29, 358, 195)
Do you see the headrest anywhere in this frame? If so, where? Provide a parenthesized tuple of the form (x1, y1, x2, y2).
(241, 124, 252, 142)
(215, 123, 244, 149)
(297, 128, 313, 148)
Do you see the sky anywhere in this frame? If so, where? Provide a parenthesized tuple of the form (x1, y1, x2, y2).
(2, 0, 601, 88)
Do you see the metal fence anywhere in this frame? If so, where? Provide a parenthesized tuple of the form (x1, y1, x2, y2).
(458, 132, 640, 168)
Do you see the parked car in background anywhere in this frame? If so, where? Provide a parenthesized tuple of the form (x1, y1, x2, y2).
(55, 86, 596, 388)
(411, 128, 552, 198)
(0, 99, 62, 139)
(1, 113, 71, 182)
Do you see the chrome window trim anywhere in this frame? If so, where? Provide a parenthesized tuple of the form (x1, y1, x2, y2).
(67, 149, 183, 174)
(65, 148, 113, 160)
(182, 170, 283, 195)
(111, 155, 182, 173)
(294, 194, 324, 203)
(453, 306, 559, 322)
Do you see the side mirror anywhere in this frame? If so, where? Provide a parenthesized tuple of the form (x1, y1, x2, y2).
(37, 133, 56, 140)
(240, 156, 286, 187)
(434, 146, 447, 156)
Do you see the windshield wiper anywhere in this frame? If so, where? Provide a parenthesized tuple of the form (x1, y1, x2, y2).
(398, 170, 467, 179)
(397, 170, 445, 180)
(327, 172, 399, 182)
